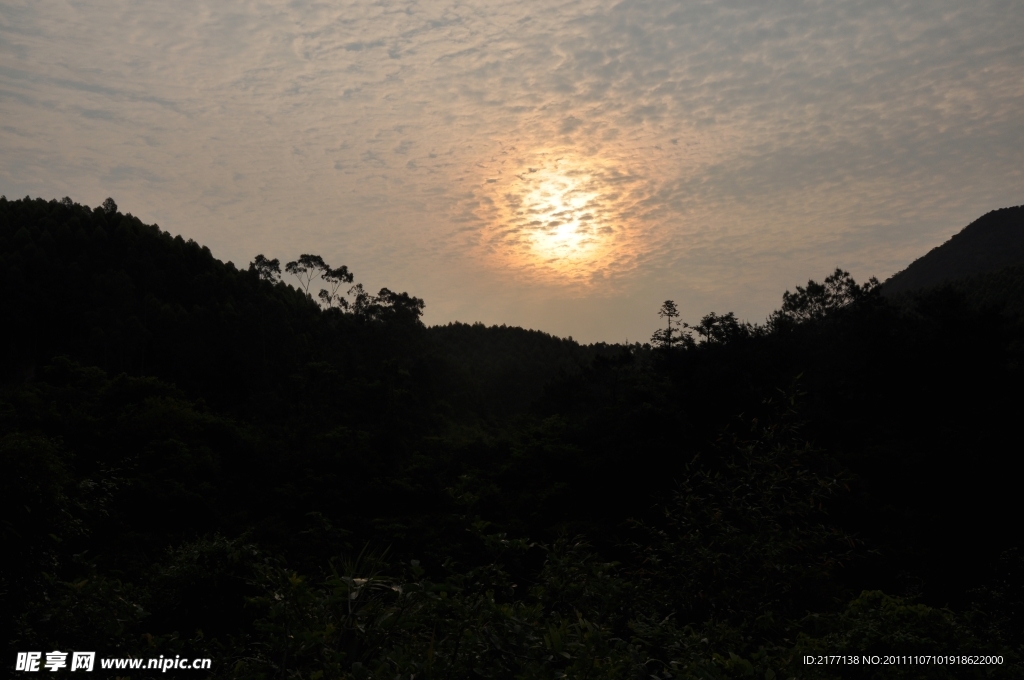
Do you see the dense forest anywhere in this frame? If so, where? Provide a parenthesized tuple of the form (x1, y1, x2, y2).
(3, 195, 1023, 679)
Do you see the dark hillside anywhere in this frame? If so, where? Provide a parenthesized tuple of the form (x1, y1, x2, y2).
(424, 322, 606, 416)
(884, 205, 1024, 294)
(913, 263, 1024, 322)
(949, 263, 1024, 320)
(4, 195, 1024, 679)
(0, 196, 603, 420)
(0, 195, 323, 407)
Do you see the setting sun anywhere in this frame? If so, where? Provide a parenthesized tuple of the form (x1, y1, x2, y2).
(521, 172, 599, 261)
(472, 152, 643, 286)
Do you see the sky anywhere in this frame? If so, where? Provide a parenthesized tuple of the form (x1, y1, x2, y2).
(2, 0, 1022, 343)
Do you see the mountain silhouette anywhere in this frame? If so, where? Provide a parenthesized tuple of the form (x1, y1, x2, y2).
(883, 205, 1024, 294)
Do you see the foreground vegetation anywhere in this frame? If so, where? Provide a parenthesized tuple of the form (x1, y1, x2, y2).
(2, 195, 1023, 678)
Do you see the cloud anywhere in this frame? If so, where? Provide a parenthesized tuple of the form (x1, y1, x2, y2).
(104, 164, 166, 184)
(0, 0, 1022, 340)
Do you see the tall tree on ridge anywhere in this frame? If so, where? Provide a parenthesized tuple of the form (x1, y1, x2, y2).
(319, 265, 355, 310)
(652, 300, 688, 349)
(251, 254, 282, 283)
(285, 254, 328, 297)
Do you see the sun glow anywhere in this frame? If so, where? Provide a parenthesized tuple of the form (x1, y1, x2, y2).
(471, 151, 640, 285)
(521, 172, 601, 262)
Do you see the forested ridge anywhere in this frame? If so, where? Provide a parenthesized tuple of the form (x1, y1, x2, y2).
(883, 205, 1024, 294)
(3, 195, 1023, 679)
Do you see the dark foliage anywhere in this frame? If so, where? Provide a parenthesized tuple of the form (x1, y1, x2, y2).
(3, 195, 1023, 678)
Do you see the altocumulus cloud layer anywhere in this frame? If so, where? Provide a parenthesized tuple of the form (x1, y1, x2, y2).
(2, 0, 1022, 341)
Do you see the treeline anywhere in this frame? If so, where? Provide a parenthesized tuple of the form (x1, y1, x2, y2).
(888, 264, 1024, 323)
(2, 195, 1023, 678)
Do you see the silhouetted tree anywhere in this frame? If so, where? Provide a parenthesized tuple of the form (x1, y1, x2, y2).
(651, 300, 688, 348)
(692, 311, 751, 344)
(349, 284, 425, 324)
(285, 254, 329, 297)
(251, 254, 282, 283)
(769, 268, 879, 328)
(319, 265, 355, 309)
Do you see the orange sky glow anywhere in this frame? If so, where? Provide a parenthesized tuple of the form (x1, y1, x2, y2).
(2, 0, 1022, 342)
